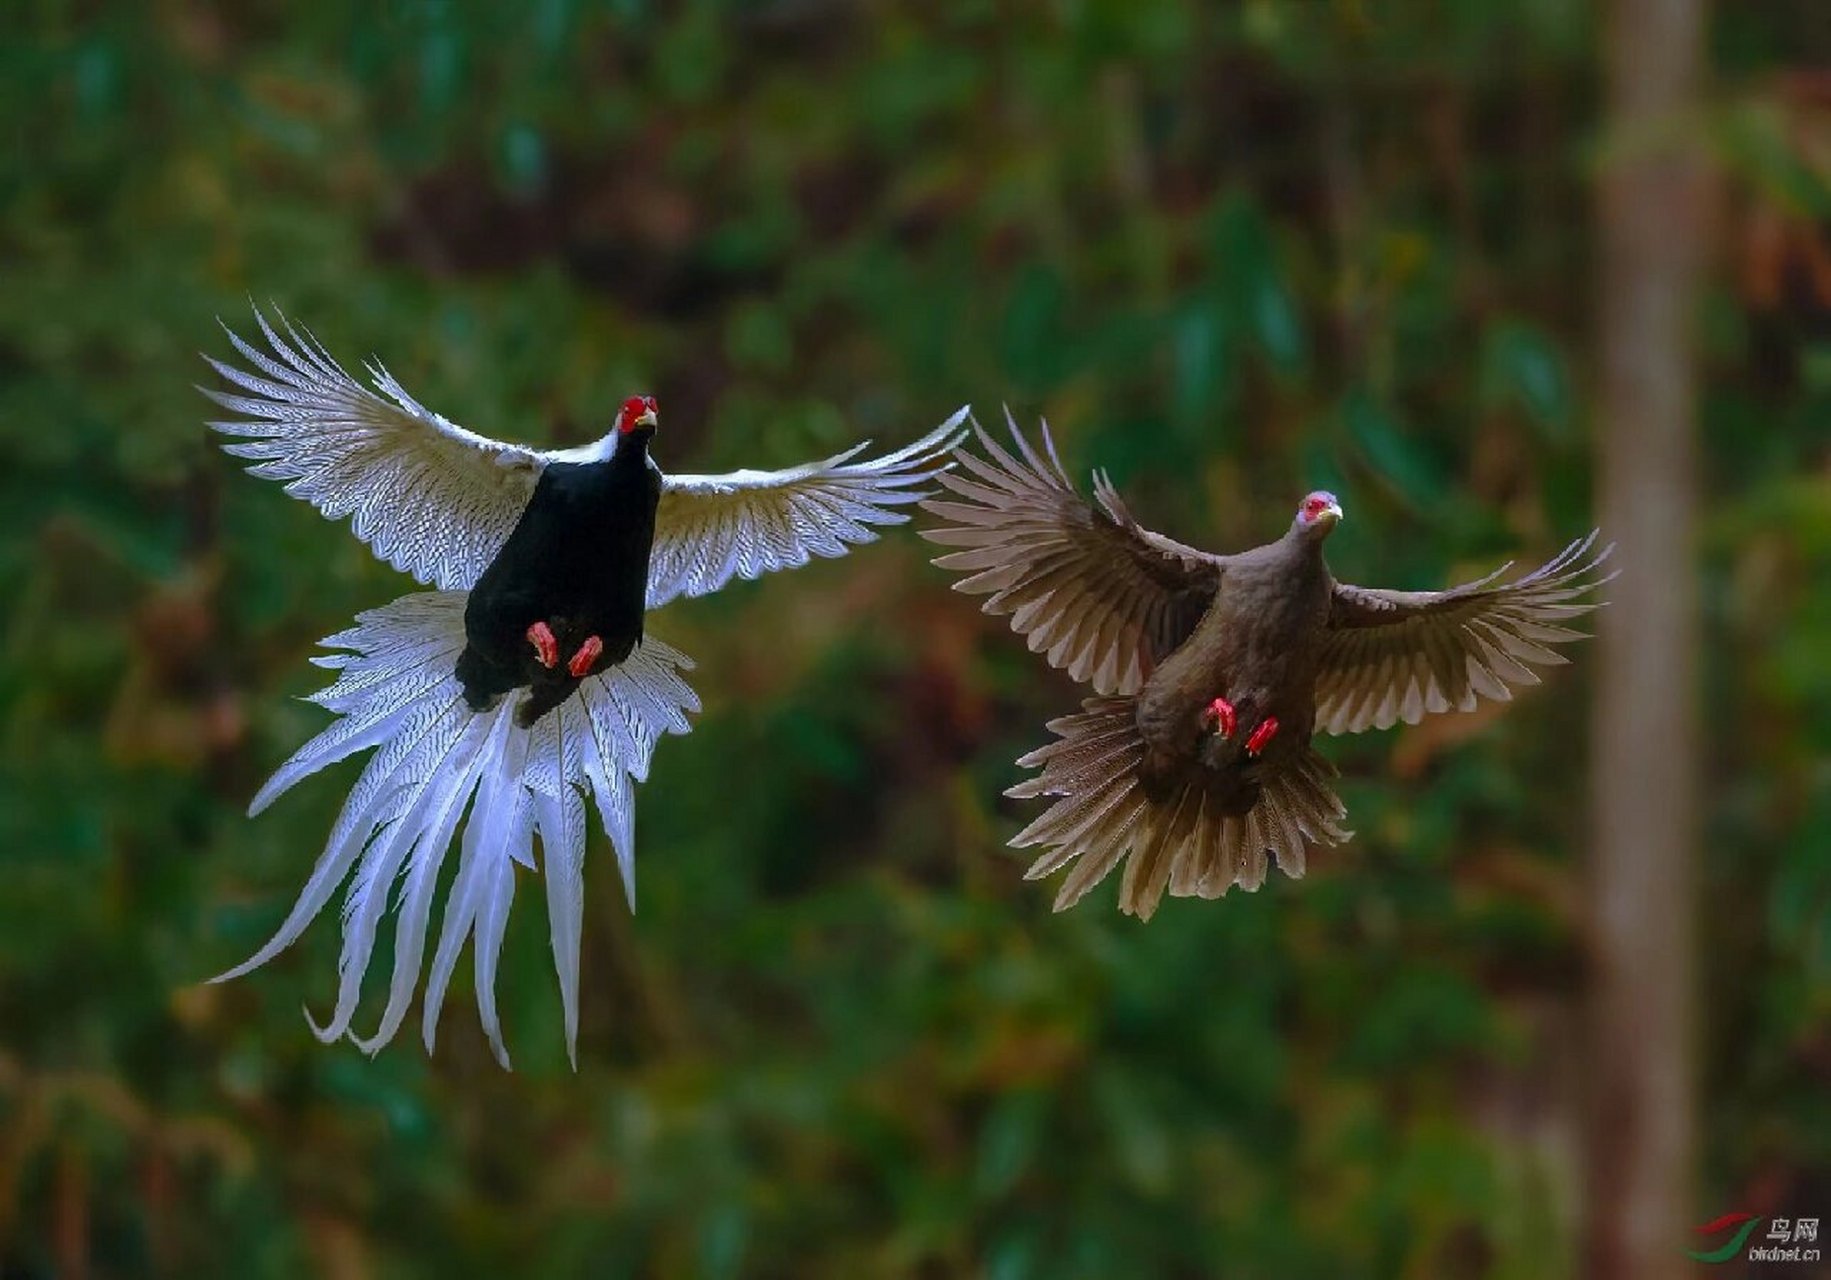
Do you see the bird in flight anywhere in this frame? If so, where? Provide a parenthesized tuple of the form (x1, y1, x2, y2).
(922, 415, 1611, 920)
(205, 307, 966, 1066)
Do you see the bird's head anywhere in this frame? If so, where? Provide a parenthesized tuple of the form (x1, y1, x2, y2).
(1294, 490, 1343, 537)
(615, 395, 659, 440)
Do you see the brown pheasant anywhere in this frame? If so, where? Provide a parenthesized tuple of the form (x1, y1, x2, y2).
(921, 415, 1612, 919)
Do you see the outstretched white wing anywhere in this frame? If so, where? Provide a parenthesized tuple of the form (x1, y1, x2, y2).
(203, 307, 549, 591)
(645, 406, 970, 609)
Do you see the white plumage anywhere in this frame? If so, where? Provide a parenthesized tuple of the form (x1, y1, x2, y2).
(215, 593, 696, 1068)
(205, 310, 549, 591)
(207, 308, 966, 1065)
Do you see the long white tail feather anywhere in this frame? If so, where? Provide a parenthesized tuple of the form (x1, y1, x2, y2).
(348, 703, 494, 1057)
(215, 591, 698, 1068)
(472, 837, 520, 1066)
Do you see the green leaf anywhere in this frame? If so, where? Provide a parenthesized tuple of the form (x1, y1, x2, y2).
(1480, 320, 1574, 439)
(1343, 388, 1445, 503)
(974, 1090, 1046, 1199)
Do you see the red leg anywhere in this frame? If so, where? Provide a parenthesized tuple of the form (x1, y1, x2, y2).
(1199, 696, 1237, 739)
(567, 635, 604, 679)
(1244, 716, 1280, 757)
(526, 621, 559, 668)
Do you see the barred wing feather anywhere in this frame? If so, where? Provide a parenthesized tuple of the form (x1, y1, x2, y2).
(203, 308, 547, 591)
(646, 407, 970, 609)
(919, 414, 1221, 696)
(1314, 532, 1614, 734)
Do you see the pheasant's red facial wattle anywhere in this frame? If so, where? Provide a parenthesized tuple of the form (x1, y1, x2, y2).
(616, 395, 659, 435)
(1298, 490, 1343, 527)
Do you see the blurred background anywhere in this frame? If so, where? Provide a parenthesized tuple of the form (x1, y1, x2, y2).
(3, 2, 1828, 1277)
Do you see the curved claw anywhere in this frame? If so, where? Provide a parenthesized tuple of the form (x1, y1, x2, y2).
(1199, 697, 1237, 739)
(526, 621, 559, 669)
(567, 635, 604, 679)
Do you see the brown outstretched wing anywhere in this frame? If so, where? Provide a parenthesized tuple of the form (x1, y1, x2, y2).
(1313, 532, 1613, 734)
(920, 414, 1222, 695)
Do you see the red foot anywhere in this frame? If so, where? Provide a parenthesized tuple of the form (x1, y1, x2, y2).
(1199, 696, 1237, 739)
(526, 621, 559, 668)
(567, 635, 604, 679)
(1244, 716, 1280, 757)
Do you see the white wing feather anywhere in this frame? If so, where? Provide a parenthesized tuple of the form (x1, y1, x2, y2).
(646, 406, 970, 609)
(202, 307, 550, 591)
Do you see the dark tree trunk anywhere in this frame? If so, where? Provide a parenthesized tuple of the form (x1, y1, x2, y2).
(1587, 0, 1708, 1276)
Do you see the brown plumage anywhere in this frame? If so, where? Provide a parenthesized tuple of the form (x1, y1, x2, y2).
(921, 415, 1613, 919)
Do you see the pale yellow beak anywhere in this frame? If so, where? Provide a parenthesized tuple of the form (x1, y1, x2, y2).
(635, 408, 658, 429)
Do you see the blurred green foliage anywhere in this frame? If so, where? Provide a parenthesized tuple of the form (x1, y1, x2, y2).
(2, 1, 1829, 1276)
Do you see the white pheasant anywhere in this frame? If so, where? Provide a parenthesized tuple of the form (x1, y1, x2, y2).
(205, 307, 967, 1066)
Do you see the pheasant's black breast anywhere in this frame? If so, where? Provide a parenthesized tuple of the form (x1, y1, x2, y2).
(457, 434, 660, 719)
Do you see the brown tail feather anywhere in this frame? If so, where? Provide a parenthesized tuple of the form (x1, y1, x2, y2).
(1007, 697, 1352, 920)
